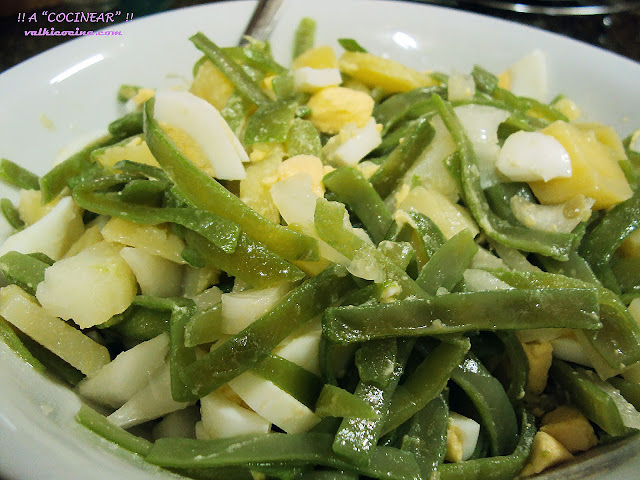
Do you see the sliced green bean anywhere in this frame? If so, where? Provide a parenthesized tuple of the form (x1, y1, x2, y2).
(76, 405, 152, 456)
(315, 199, 428, 300)
(416, 229, 478, 295)
(292, 18, 316, 60)
(184, 304, 223, 347)
(490, 269, 640, 374)
(244, 99, 298, 145)
(185, 230, 306, 288)
(323, 288, 601, 344)
(0, 198, 24, 230)
(323, 166, 393, 244)
(369, 117, 435, 199)
(286, 118, 322, 157)
(147, 433, 421, 480)
(337, 38, 367, 53)
(144, 99, 319, 263)
(551, 360, 630, 437)
(433, 94, 575, 260)
(580, 189, 640, 288)
(315, 384, 379, 419)
(0, 251, 49, 295)
(252, 354, 323, 410)
(0, 158, 40, 190)
(108, 112, 143, 138)
(181, 265, 355, 398)
(437, 410, 535, 480)
(39, 134, 116, 203)
(451, 355, 518, 456)
(73, 178, 240, 254)
(400, 394, 449, 480)
(383, 337, 470, 434)
(332, 339, 413, 467)
(190, 33, 271, 107)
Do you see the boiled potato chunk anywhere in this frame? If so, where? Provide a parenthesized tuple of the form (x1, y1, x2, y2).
(0, 285, 110, 375)
(36, 242, 137, 329)
(119, 247, 183, 297)
(339, 51, 437, 93)
(101, 217, 186, 264)
(189, 59, 234, 110)
(529, 121, 632, 210)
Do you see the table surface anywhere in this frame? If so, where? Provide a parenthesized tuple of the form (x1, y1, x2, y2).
(1, 0, 639, 74)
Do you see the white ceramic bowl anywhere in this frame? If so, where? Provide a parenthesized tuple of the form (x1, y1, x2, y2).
(1, 1, 640, 478)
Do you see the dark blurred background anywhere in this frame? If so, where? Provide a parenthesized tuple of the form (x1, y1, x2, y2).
(1, 0, 639, 73)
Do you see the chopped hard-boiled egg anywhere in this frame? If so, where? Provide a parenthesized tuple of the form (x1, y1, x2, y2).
(107, 362, 191, 428)
(273, 323, 323, 375)
(126, 87, 155, 112)
(306, 86, 374, 134)
(540, 405, 598, 453)
(292, 46, 339, 70)
(199, 389, 271, 440)
(92, 135, 159, 169)
(445, 412, 481, 462)
(0, 196, 84, 261)
(397, 115, 458, 203)
(447, 71, 476, 101)
(322, 117, 382, 167)
(455, 104, 510, 188)
(270, 154, 330, 197)
(220, 283, 291, 334)
(153, 90, 248, 180)
(293, 67, 342, 93)
(269, 174, 349, 266)
(499, 49, 549, 102)
(36, 242, 137, 329)
(520, 431, 573, 477)
(521, 340, 553, 395)
(510, 194, 594, 233)
(77, 333, 169, 408)
(228, 370, 321, 434)
(497, 130, 572, 182)
(529, 121, 633, 210)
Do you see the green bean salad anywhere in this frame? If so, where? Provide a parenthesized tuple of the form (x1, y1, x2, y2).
(2, 17, 640, 480)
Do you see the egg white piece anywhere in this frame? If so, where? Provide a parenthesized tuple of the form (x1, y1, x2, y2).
(293, 67, 342, 92)
(497, 130, 572, 182)
(450, 412, 481, 461)
(152, 90, 248, 180)
(323, 117, 382, 167)
(506, 49, 549, 102)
